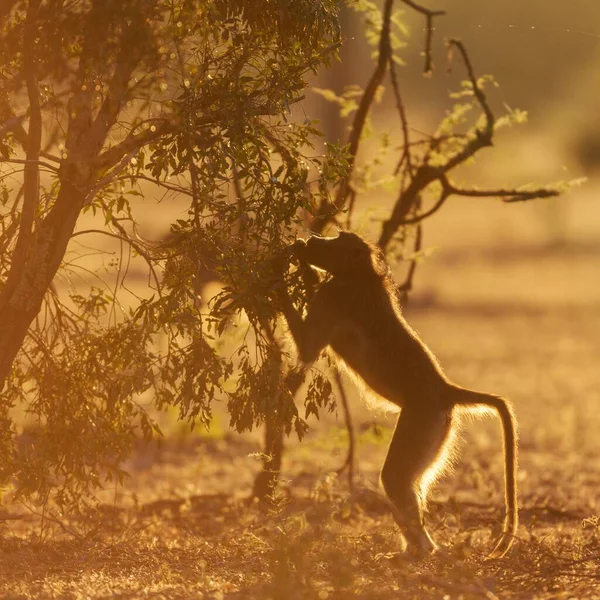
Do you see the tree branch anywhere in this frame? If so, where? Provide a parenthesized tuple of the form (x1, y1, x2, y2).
(442, 39, 494, 173)
(0, 0, 42, 311)
(0, 94, 67, 164)
(313, 0, 395, 232)
(117, 174, 194, 198)
(84, 151, 137, 206)
(86, 2, 158, 158)
(379, 39, 499, 249)
(398, 188, 448, 225)
(0, 158, 60, 173)
(388, 56, 412, 177)
(93, 121, 174, 172)
(398, 220, 423, 300)
(444, 181, 560, 203)
(392, 174, 560, 229)
(71, 226, 163, 296)
(401, 0, 446, 75)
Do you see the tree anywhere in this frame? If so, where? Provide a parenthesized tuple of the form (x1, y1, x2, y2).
(0, 0, 343, 508)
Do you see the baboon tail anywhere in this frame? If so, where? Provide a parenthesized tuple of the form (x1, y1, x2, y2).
(451, 387, 518, 559)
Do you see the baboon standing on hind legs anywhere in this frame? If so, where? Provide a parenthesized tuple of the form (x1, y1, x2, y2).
(277, 231, 518, 558)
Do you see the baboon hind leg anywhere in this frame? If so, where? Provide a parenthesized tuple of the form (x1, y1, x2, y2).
(380, 404, 455, 555)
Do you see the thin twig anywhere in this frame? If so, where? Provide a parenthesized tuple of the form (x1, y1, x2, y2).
(114, 174, 194, 198)
(401, 0, 446, 75)
(107, 217, 163, 297)
(398, 189, 448, 225)
(94, 121, 174, 172)
(398, 221, 422, 300)
(0, 157, 60, 173)
(443, 38, 494, 172)
(451, 185, 561, 202)
(388, 57, 412, 176)
(333, 370, 355, 491)
(84, 151, 139, 207)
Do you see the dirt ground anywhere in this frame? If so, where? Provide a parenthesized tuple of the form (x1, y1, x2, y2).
(2, 181, 600, 599)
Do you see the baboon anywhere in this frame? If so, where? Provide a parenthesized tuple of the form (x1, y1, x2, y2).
(277, 231, 518, 558)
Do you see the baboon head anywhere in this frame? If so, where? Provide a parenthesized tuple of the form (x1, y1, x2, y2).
(294, 231, 387, 278)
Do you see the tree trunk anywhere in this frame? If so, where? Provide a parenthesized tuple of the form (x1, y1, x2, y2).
(0, 182, 85, 389)
(251, 413, 285, 500)
(252, 370, 305, 499)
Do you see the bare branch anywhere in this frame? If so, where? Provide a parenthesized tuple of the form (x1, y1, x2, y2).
(313, 0, 395, 232)
(115, 174, 195, 198)
(398, 221, 423, 300)
(84, 151, 137, 206)
(388, 57, 412, 176)
(0, 158, 60, 173)
(94, 121, 174, 172)
(0, 93, 67, 163)
(107, 217, 163, 297)
(393, 174, 560, 229)
(444, 181, 561, 203)
(71, 228, 137, 244)
(398, 188, 448, 225)
(74, 217, 164, 298)
(443, 39, 494, 172)
(378, 165, 438, 248)
(379, 39, 499, 249)
(401, 0, 446, 74)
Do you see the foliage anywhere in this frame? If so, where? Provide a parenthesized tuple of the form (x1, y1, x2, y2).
(0, 0, 344, 510)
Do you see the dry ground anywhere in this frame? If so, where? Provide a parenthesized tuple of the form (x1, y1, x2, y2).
(2, 186, 600, 599)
